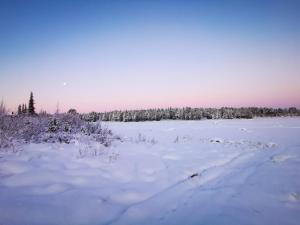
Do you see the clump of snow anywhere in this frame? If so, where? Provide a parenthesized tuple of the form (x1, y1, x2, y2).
(287, 192, 299, 202)
(267, 142, 277, 148)
(271, 154, 294, 163)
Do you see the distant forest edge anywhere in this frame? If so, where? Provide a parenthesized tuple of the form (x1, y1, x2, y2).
(80, 107, 300, 122)
(2, 93, 300, 122)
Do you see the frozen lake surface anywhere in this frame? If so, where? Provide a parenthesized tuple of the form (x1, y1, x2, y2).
(1, 117, 300, 225)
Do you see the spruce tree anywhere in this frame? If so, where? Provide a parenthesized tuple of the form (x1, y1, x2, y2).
(28, 92, 35, 115)
(17, 105, 22, 115)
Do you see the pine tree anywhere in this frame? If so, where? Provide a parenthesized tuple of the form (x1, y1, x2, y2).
(28, 92, 36, 115)
(17, 105, 22, 115)
(24, 104, 27, 114)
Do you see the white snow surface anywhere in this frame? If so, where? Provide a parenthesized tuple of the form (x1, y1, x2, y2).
(0, 117, 300, 225)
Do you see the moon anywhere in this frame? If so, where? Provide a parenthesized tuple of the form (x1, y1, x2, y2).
(62, 82, 67, 86)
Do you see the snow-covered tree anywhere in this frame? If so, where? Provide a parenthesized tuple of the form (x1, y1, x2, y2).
(28, 92, 36, 115)
(17, 105, 22, 115)
(82, 107, 299, 122)
(68, 109, 78, 115)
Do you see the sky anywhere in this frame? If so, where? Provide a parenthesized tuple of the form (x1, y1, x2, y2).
(0, 0, 299, 113)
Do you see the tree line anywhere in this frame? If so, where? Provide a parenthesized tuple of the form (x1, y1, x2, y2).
(7, 92, 300, 122)
(80, 107, 300, 122)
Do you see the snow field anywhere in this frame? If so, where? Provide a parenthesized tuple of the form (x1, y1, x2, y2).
(0, 117, 300, 225)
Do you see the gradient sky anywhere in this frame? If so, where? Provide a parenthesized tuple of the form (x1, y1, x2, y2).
(0, 0, 299, 113)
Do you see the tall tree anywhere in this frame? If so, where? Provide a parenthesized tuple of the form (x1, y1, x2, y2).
(28, 92, 35, 115)
(17, 105, 22, 115)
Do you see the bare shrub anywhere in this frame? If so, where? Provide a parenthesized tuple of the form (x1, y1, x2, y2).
(134, 133, 157, 145)
(0, 100, 7, 116)
(136, 133, 146, 143)
(77, 136, 105, 158)
(81, 122, 113, 147)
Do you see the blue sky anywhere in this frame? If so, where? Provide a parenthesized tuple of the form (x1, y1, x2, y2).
(0, 0, 299, 112)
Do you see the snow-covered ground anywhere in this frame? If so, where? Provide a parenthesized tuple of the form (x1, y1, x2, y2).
(0, 117, 300, 225)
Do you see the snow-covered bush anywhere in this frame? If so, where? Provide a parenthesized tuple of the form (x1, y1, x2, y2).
(0, 113, 114, 149)
(0, 115, 20, 148)
(0, 100, 9, 148)
(45, 114, 113, 146)
(19, 116, 49, 142)
(0, 115, 48, 145)
(0, 129, 13, 149)
(48, 113, 83, 133)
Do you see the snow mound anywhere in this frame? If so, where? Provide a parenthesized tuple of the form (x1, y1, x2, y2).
(271, 154, 294, 163)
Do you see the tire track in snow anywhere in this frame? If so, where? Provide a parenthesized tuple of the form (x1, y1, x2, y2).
(102, 150, 257, 225)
